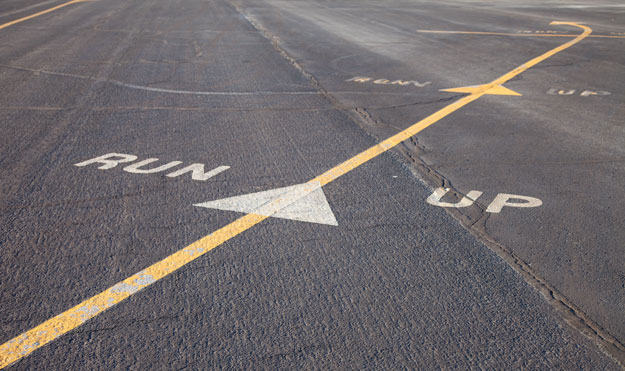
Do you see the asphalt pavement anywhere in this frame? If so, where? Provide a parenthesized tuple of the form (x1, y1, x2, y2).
(0, 0, 624, 369)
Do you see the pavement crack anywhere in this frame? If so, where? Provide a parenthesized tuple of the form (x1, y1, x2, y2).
(226, 0, 346, 112)
(375, 95, 461, 110)
(0, 63, 444, 105)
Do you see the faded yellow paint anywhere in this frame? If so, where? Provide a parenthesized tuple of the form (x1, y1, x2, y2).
(441, 84, 522, 96)
(0, 0, 88, 30)
(0, 22, 592, 369)
(417, 29, 622, 39)
(391, 80, 415, 86)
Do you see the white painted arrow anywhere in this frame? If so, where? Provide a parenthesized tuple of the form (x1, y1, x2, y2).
(194, 181, 338, 226)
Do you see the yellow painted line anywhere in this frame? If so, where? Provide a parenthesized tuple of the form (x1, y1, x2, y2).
(441, 84, 522, 96)
(0, 0, 87, 31)
(417, 29, 624, 39)
(0, 21, 592, 369)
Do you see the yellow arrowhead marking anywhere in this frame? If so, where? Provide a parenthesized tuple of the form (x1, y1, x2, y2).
(440, 84, 522, 96)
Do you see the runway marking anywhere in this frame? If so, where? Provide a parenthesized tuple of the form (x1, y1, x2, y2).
(427, 188, 483, 208)
(0, 0, 89, 31)
(441, 84, 521, 96)
(426, 188, 542, 213)
(0, 21, 592, 368)
(75, 153, 230, 182)
(195, 182, 339, 226)
(486, 194, 543, 213)
(346, 76, 432, 88)
(546, 88, 611, 97)
(417, 29, 624, 39)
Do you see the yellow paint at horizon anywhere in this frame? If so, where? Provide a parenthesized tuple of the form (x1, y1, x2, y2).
(0, 22, 592, 368)
(0, 0, 88, 30)
(417, 28, 622, 38)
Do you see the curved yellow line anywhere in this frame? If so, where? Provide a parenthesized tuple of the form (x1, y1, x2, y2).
(418, 29, 618, 38)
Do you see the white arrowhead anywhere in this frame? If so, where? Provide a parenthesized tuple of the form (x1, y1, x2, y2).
(194, 181, 338, 226)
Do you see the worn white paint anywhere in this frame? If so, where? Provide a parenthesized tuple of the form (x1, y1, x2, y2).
(166, 164, 230, 181)
(547, 88, 576, 95)
(346, 76, 431, 88)
(194, 182, 338, 226)
(123, 159, 182, 174)
(74, 153, 138, 169)
(75, 152, 229, 182)
(485, 193, 543, 213)
(547, 88, 611, 96)
(580, 90, 611, 97)
(426, 187, 482, 208)
(426, 188, 543, 213)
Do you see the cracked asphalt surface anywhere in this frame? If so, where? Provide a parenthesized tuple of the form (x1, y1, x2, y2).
(0, 0, 623, 368)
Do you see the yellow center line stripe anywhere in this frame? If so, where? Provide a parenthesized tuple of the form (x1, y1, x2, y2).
(0, 21, 592, 369)
(0, 0, 87, 30)
(417, 29, 623, 39)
